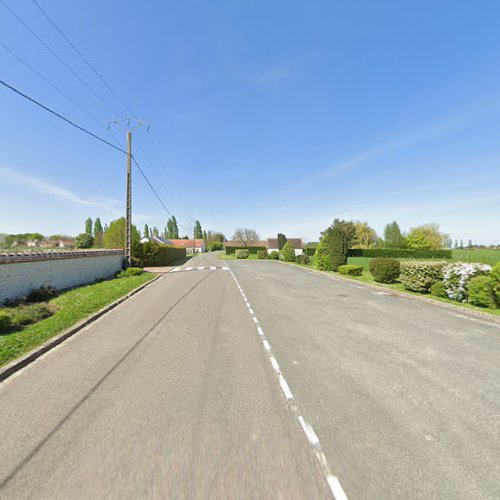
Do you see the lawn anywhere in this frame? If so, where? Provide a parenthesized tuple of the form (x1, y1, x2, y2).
(451, 249, 500, 266)
(0, 273, 154, 367)
(219, 253, 260, 260)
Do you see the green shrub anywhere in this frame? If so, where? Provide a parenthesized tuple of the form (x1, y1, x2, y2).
(236, 249, 249, 259)
(430, 280, 447, 298)
(491, 263, 500, 307)
(369, 258, 400, 283)
(315, 233, 334, 271)
(26, 285, 57, 303)
(338, 264, 363, 276)
(270, 250, 279, 260)
(117, 267, 144, 278)
(0, 311, 11, 333)
(467, 275, 497, 308)
(400, 261, 446, 292)
(348, 248, 452, 259)
(304, 244, 319, 257)
(75, 233, 94, 249)
(257, 250, 267, 259)
(280, 242, 296, 262)
(210, 242, 223, 251)
(295, 254, 309, 265)
(225, 246, 266, 255)
(133, 241, 186, 266)
(9, 303, 53, 326)
(331, 225, 348, 271)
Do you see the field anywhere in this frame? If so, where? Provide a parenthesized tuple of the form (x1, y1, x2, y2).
(451, 249, 500, 266)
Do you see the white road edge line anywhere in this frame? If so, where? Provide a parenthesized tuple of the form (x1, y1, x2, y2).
(223, 260, 348, 500)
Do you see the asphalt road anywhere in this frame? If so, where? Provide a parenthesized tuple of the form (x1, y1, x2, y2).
(1, 252, 499, 499)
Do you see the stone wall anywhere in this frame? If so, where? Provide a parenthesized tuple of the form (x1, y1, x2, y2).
(0, 250, 124, 302)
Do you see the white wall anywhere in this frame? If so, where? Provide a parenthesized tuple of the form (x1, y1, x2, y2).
(0, 252, 124, 303)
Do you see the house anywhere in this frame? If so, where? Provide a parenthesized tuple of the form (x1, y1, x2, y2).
(140, 236, 205, 253)
(266, 238, 304, 256)
(166, 239, 205, 254)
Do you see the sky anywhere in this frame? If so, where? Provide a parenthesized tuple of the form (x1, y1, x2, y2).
(1, 0, 499, 244)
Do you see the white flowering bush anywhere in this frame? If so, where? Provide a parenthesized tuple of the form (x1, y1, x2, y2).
(443, 262, 491, 302)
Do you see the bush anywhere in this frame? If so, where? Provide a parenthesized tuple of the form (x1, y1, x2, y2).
(225, 246, 266, 255)
(9, 303, 53, 326)
(210, 242, 223, 251)
(304, 244, 318, 257)
(331, 225, 348, 270)
(315, 233, 334, 271)
(236, 249, 249, 259)
(295, 254, 310, 265)
(26, 285, 57, 303)
(430, 281, 447, 298)
(257, 250, 267, 259)
(400, 261, 445, 292)
(467, 275, 497, 308)
(280, 242, 296, 262)
(348, 248, 452, 259)
(75, 233, 94, 249)
(491, 263, 500, 307)
(443, 262, 492, 302)
(117, 267, 144, 278)
(270, 250, 279, 260)
(369, 258, 400, 283)
(133, 241, 186, 266)
(338, 264, 363, 276)
(0, 311, 11, 333)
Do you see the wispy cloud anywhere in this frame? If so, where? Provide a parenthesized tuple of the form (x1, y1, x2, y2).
(0, 166, 120, 214)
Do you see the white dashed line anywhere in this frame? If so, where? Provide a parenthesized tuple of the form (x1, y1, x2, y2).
(185, 267, 193, 271)
(210, 266, 216, 270)
(223, 260, 348, 500)
(198, 266, 204, 270)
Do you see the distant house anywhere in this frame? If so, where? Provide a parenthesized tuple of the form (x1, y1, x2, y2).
(57, 239, 76, 248)
(267, 238, 304, 256)
(140, 236, 205, 253)
(224, 240, 267, 249)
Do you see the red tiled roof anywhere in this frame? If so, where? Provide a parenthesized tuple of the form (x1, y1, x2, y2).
(167, 239, 204, 248)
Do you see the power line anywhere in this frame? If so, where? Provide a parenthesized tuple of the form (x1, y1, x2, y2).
(0, 78, 125, 153)
(30, 0, 135, 117)
(0, 39, 106, 129)
(0, 0, 120, 117)
(0, 78, 190, 228)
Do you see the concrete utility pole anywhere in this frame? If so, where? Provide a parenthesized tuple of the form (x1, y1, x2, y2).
(108, 118, 150, 268)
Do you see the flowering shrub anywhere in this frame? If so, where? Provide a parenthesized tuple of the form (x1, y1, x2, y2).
(442, 262, 491, 302)
(399, 261, 446, 292)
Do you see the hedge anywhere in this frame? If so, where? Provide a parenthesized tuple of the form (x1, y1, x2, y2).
(257, 250, 267, 259)
(133, 241, 186, 266)
(338, 264, 363, 276)
(225, 246, 267, 255)
(400, 261, 446, 292)
(236, 249, 249, 259)
(369, 258, 400, 283)
(467, 275, 497, 308)
(348, 248, 452, 259)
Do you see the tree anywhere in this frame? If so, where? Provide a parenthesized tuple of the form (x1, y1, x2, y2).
(193, 220, 203, 239)
(93, 218, 104, 247)
(353, 222, 377, 248)
(75, 233, 94, 248)
(171, 216, 179, 238)
(85, 217, 93, 236)
(280, 241, 295, 262)
(103, 217, 140, 249)
(202, 230, 207, 245)
(316, 229, 334, 271)
(407, 223, 446, 251)
(143, 224, 150, 239)
(321, 219, 356, 248)
(152, 227, 159, 237)
(384, 221, 406, 248)
(277, 233, 287, 250)
(330, 221, 348, 270)
(232, 228, 260, 247)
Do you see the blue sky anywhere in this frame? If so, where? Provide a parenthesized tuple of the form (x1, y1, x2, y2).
(1, 0, 499, 244)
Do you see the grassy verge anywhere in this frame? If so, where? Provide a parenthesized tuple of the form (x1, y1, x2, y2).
(0, 273, 154, 367)
(218, 253, 261, 260)
(286, 259, 500, 317)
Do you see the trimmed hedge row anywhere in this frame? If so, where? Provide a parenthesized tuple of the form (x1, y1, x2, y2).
(338, 264, 363, 276)
(225, 246, 267, 255)
(348, 248, 452, 259)
(133, 241, 186, 266)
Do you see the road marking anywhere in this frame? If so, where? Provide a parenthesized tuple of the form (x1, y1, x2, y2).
(198, 266, 204, 270)
(172, 267, 181, 272)
(223, 259, 348, 500)
(222, 266, 229, 270)
(185, 267, 193, 271)
(210, 266, 216, 270)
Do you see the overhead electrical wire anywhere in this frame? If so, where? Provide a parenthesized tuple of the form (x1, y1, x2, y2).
(0, 77, 190, 229)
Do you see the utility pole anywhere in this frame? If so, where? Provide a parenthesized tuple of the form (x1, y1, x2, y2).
(108, 118, 150, 268)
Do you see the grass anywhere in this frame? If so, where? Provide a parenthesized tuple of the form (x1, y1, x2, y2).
(451, 249, 500, 266)
(218, 253, 261, 260)
(0, 273, 154, 368)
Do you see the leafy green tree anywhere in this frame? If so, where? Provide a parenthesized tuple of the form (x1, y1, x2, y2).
(384, 221, 406, 248)
(152, 227, 159, 237)
(280, 241, 296, 262)
(93, 218, 103, 247)
(315, 229, 334, 271)
(171, 216, 179, 238)
(85, 217, 93, 236)
(277, 233, 287, 250)
(202, 230, 207, 245)
(103, 217, 140, 249)
(331, 222, 348, 270)
(75, 233, 94, 248)
(193, 220, 203, 239)
(407, 223, 446, 250)
(353, 222, 377, 248)
(321, 219, 356, 248)
(143, 224, 150, 239)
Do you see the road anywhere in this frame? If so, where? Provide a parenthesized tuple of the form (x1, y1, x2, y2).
(1, 252, 499, 499)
